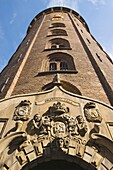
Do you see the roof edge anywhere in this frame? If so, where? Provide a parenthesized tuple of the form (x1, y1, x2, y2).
(27, 6, 90, 34)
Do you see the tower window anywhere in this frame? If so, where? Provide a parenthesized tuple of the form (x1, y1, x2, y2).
(45, 38, 71, 50)
(51, 44, 57, 49)
(46, 52, 76, 72)
(96, 53, 102, 62)
(59, 44, 65, 48)
(52, 14, 64, 21)
(86, 38, 91, 44)
(49, 60, 68, 71)
(50, 23, 65, 28)
(60, 62, 68, 70)
(49, 63, 57, 71)
(49, 29, 67, 36)
(39, 52, 77, 74)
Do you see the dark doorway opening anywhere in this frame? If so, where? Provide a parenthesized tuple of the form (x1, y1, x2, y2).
(31, 160, 85, 170)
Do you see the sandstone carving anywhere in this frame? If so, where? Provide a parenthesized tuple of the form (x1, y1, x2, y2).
(76, 115, 88, 137)
(31, 102, 88, 156)
(48, 102, 69, 115)
(0, 132, 26, 168)
(33, 113, 87, 138)
(13, 100, 31, 121)
(84, 102, 102, 123)
(13, 100, 31, 132)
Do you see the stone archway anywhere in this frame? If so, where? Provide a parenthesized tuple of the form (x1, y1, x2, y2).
(22, 159, 96, 170)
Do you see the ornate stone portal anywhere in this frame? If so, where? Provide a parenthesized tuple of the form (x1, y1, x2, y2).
(0, 93, 112, 170)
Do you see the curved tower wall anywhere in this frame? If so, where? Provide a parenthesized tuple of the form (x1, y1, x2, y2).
(0, 7, 113, 105)
(0, 7, 113, 170)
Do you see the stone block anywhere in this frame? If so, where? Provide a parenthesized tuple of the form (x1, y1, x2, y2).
(83, 152, 91, 163)
(16, 151, 28, 165)
(68, 147, 76, 156)
(91, 152, 103, 168)
(102, 158, 113, 169)
(24, 145, 34, 154)
(27, 151, 36, 162)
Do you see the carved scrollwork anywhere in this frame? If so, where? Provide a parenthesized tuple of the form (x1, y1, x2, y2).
(84, 102, 102, 123)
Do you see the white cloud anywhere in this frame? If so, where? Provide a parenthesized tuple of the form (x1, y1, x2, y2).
(47, 0, 80, 12)
(88, 0, 107, 5)
(9, 12, 17, 25)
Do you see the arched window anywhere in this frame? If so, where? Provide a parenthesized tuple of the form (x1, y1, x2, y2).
(45, 38, 71, 50)
(46, 52, 76, 72)
(52, 14, 64, 21)
(50, 29, 67, 36)
(60, 62, 68, 70)
(59, 44, 65, 48)
(50, 23, 65, 28)
(39, 52, 77, 75)
(51, 44, 57, 49)
(49, 60, 68, 71)
(49, 63, 57, 71)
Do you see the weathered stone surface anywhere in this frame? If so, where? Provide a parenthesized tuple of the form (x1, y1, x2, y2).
(0, 6, 113, 170)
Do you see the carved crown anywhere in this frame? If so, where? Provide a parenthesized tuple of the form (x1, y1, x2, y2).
(17, 100, 31, 107)
(84, 102, 96, 109)
(49, 102, 69, 115)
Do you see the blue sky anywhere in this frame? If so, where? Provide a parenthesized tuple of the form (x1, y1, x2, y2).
(0, 0, 113, 71)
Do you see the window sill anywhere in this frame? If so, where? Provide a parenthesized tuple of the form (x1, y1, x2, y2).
(37, 70, 78, 76)
(44, 47, 72, 51)
(47, 34, 68, 37)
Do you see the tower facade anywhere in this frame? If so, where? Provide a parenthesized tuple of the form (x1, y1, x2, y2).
(0, 7, 113, 170)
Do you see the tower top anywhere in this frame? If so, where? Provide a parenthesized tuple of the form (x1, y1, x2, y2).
(27, 7, 90, 34)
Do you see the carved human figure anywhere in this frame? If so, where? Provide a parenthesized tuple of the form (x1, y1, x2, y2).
(33, 114, 42, 134)
(42, 116, 51, 134)
(57, 138, 64, 148)
(76, 115, 88, 137)
(68, 116, 77, 135)
(33, 114, 51, 135)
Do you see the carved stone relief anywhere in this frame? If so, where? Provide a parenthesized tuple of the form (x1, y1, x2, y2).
(33, 113, 88, 139)
(13, 100, 31, 132)
(84, 102, 102, 123)
(1, 100, 112, 169)
(24, 101, 88, 158)
(13, 100, 31, 121)
(0, 118, 8, 138)
(48, 102, 70, 115)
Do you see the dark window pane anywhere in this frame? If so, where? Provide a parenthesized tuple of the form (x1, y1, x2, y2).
(49, 63, 57, 70)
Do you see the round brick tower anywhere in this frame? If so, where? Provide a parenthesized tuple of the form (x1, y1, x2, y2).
(0, 7, 113, 170)
(0, 7, 113, 105)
